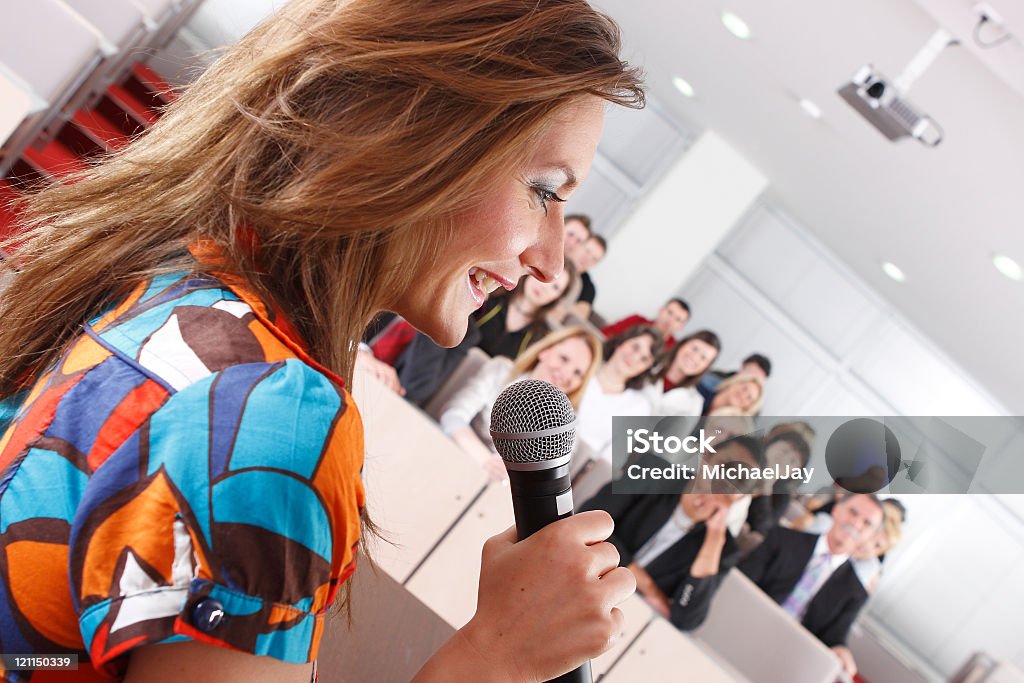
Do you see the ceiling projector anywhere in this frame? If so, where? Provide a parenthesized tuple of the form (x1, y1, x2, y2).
(838, 28, 955, 147)
(837, 65, 943, 146)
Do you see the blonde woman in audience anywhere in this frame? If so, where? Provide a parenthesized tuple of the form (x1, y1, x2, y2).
(440, 327, 602, 479)
(576, 325, 663, 460)
(703, 372, 765, 416)
(651, 330, 721, 416)
(850, 499, 905, 592)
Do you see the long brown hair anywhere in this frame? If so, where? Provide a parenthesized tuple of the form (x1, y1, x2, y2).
(657, 329, 722, 388)
(0, 0, 643, 395)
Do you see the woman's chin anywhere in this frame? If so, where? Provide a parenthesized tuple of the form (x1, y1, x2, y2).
(404, 313, 468, 349)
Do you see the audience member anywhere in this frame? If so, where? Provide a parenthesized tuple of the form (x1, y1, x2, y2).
(356, 314, 410, 395)
(473, 261, 578, 359)
(602, 298, 691, 350)
(567, 233, 607, 321)
(699, 352, 772, 401)
(735, 429, 815, 559)
(652, 330, 722, 417)
(563, 213, 592, 253)
(576, 325, 662, 459)
(739, 493, 885, 676)
(703, 373, 764, 416)
(440, 328, 601, 479)
(582, 438, 762, 631)
(357, 311, 485, 405)
(850, 499, 905, 593)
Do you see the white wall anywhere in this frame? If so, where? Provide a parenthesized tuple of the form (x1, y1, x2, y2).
(591, 130, 767, 322)
(678, 203, 1010, 417)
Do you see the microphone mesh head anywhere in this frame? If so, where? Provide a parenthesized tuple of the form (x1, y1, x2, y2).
(489, 379, 576, 463)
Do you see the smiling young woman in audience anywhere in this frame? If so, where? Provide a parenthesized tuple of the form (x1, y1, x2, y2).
(575, 325, 663, 460)
(704, 373, 765, 417)
(0, 0, 644, 680)
(440, 327, 602, 479)
(652, 329, 722, 416)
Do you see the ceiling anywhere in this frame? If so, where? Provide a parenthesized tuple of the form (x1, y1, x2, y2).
(595, 0, 1024, 414)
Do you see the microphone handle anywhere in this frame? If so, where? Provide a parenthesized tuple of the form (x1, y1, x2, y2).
(507, 465, 593, 683)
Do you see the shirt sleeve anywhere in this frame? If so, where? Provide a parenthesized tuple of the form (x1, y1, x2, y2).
(438, 357, 513, 436)
(70, 359, 364, 677)
(667, 534, 741, 631)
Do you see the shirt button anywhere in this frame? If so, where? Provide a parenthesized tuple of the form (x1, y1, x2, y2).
(192, 598, 225, 632)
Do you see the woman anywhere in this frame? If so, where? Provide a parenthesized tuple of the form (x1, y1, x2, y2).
(652, 329, 721, 416)
(850, 499, 905, 593)
(704, 373, 765, 416)
(472, 261, 579, 359)
(0, 1, 642, 680)
(440, 327, 602, 479)
(576, 326, 662, 460)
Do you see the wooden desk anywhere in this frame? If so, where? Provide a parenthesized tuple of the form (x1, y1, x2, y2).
(591, 594, 655, 678)
(352, 369, 488, 583)
(317, 557, 455, 682)
(601, 617, 747, 683)
(692, 569, 842, 683)
(405, 481, 513, 628)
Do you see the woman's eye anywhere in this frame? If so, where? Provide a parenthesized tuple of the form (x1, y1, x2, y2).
(532, 186, 566, 215)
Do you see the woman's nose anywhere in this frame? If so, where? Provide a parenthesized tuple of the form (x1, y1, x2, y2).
(519, 212, 566, 283)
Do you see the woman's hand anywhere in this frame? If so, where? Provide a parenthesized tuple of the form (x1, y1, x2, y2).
(451, 428, 507, 482)
(456, 511, 635, 682)
(482, 454, 509, 482)
(355, 349, 405, 396)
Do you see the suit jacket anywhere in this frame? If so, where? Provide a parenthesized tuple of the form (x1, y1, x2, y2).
(738, 526, 868, 647)
(581, 483, 740, 631)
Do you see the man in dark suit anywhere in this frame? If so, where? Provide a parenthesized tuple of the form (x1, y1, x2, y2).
(738, 493, 884, 677)
(581, 439, 763, 632)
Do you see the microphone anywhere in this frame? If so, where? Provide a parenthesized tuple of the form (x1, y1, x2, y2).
(489, 379, 592, 683)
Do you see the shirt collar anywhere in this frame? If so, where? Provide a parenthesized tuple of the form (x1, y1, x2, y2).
(190, 240, 347, 388)
(814, 529, 849, 569)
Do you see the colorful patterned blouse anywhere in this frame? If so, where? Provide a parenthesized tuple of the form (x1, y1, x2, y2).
(0, 273, 365, 681)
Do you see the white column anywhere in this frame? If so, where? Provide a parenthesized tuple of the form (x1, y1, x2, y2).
(590, 130, 767, 321)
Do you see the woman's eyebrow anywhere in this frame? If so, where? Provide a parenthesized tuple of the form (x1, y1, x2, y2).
(540, 165, 577, 190)
(560, 166, 578, 190)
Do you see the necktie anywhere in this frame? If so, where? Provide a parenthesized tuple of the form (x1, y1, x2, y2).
(781, 551, 832, 619)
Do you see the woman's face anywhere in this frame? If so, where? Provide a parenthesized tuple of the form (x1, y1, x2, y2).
(391, 98, 606, 346)
(522, 270, 569, 310)
(671, 338, 718, 378)
(563, 217, 589, 252)
(716, 380, 761, 410)
(610, 334, 656, 380)
(532, 336, 594, 395)
(853, 528, 890, 560)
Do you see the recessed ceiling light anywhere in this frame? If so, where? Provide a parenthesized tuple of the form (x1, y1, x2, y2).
(721, 11, 752, 40)
(882, 261, 907, 282)
(993, 253, 1023, 281)
(799, 98, 823, 119)
(672, 76, 696, 98)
